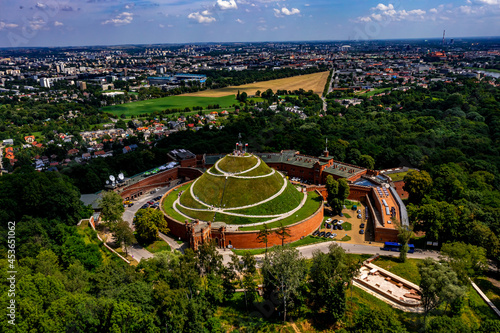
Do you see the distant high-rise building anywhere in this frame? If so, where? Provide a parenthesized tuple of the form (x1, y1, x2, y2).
(77, 81, 87, 91)
(40, 78, 51, 88)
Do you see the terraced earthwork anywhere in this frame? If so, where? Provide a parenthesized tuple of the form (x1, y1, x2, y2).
(165, 153, 321, 227)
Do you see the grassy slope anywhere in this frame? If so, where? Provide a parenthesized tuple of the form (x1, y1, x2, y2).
(231, 182, 302, 215)
(101, 95, 237, 117)
(217, 155, 258, 173)
(162, 183, 191, 222)
(239, 191, 322, 231)
(373, 256, 422, 285)
(192, 171, 284, 208)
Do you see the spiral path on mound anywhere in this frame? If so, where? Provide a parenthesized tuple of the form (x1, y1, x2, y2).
(173, 154, 309, 226)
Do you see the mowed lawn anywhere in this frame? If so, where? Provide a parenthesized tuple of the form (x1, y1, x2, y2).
(101, 95, 238, 117)
(183, 71, 330, 97)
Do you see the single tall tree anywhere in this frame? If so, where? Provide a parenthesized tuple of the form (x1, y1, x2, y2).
(257, 224, 272, 254)
(309, 243, 361, 323)
(419, 258, 466, 317)
(394, 217, 414, 263)
(111, 219, 136, 256)
(98, 191, 124, 224)
(262, 246, 307, 322)
(275, 222, 291, 246)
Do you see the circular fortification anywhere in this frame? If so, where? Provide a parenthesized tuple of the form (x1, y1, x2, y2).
(162, 153, 323, 249)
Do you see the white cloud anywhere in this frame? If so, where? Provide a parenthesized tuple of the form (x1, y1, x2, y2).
(102, 12, 134, 26)
(0, 22, 18, 30)
(236, 18, 244, 24)
(257, 25, 267, 31)
(217, 0, 237, 10)
(29, 19, 46, 31)
(476, 0, 500, 4)
(159, 24, 164, 28)
(54, 21, 63, 26)
(358, 3, 426, 22)
(188, 12, 216, 23)
(274, 7, 300, 17)
(430, 8, 438, 13)
(282, 7, 300, 15)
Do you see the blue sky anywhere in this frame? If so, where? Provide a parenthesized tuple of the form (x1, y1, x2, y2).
(0, 0, 499, 47)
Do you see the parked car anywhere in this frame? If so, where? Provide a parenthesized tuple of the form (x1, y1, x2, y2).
(325, 232, 332, 238)
(357, 209, 361, 214)
(333, 225, 338, 230)
(319, 232, 326, 237)
(357, 214, 362, 219)
(360, 223, 365, 229)
(338, 225, 343, 230)
(330, 233, 337, 238)
(128, 203, 134, 207)
(339, 212, 344, 217)
(333, 219, 338, 224)
(325, 218, 332, 223)
(360, 229, 365, 234)
(313, 230, 320, 236)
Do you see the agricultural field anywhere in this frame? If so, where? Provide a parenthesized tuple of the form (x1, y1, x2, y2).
(183, 71, 330, 97)
(101, 95, 237, 117)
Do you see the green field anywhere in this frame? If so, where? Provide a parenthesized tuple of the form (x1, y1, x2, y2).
(373, 256, 422, 284)
(387, 169, 417, 182)
(360, 87, 392, 97)
(101, 95, 238, 116)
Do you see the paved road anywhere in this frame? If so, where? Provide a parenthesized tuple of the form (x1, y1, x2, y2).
(250, 241, 440, 266)
(121, 180, 183, 261)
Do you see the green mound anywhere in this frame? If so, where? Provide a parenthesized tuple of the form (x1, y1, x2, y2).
(191, 157, 284, 208)
(164, 154, 322, 227)
(217, 155, 257, 173)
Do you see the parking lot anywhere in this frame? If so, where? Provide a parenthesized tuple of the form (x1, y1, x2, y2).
(314, 201, 375, 245)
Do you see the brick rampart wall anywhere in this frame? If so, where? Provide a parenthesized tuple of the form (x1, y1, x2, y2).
(162, 183, 324, 249)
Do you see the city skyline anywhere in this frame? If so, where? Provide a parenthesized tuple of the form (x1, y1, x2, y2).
(0, 0, 499, 48)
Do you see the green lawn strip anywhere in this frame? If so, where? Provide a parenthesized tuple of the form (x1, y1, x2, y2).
(237, 160, 272, 176)
(217, 155, 257, 173)
(343, 213, 352, 218)
(179, 184, 207, 209)
(142, 239, 171, 253)
(358, 87, 391, 97)
(76, 220, 111, 262)
(221, 173, 284, 208)
(339, 235, 351, 241)
(177, 206, 216, 221)
(101, 95, 237, 117)
(473, 277, 500, 309)
(214, 213, 269, 224)
(463, 283, 499, 324)
(162, 184, 191, 222)
(373, 256, 422, 285)
(232, 235, 330, 255)
(387, 169, 417, 182)
(209, 166, 222, 174)
(238, 191, 322, 231)
(344, 199, 355, 209)
(343, 222, 352, 231)
(230, 182, 302, 215)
